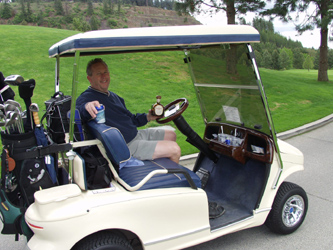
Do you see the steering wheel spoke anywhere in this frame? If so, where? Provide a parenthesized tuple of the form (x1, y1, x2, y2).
(156, 98, 188, 124)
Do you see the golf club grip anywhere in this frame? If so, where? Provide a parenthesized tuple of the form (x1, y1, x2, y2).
(32, 111, 40, 126)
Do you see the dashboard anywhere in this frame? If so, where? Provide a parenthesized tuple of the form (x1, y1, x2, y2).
(203, 123, 274, 164)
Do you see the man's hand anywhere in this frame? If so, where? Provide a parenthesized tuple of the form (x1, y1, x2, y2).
(85, 101, 101, 119)
(147, 109, 159, 122)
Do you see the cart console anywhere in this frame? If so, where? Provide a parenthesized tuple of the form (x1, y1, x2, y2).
(204, 123, 274, 164)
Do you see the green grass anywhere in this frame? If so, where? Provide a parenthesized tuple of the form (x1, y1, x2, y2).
(261, 69, 333, 132)
(0, 25, 333, 157)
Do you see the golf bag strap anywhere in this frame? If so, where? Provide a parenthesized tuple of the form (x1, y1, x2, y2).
(0, 85, 10, 94)
(12, 143, 72, 161)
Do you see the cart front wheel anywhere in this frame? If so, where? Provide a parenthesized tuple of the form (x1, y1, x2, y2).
(265, 182, 308, 235)
(72, 232, 133, 250)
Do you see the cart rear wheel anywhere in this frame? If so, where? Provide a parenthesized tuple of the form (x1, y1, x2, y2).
(72, 232, 133, 250)
(265, 182, 308, 235)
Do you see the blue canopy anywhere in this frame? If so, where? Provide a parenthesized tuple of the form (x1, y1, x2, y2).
(49, 25, 260, 58)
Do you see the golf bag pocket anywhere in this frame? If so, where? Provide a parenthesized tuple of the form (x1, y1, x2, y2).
(44, 91, 71, 143)
(1, 132, 38, 206)
(20, 158, 54, 205)
(1, 131, 37, 161)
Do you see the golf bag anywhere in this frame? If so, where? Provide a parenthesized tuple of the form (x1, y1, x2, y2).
(0, 132, 56, 239)
(44, 91, 72, 144)
(44, 91, 86, 143)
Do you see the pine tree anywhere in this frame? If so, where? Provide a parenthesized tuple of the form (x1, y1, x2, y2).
(0, 1, 13, 19)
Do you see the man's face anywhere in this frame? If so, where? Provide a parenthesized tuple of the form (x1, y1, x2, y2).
(87, 62, 110, 93)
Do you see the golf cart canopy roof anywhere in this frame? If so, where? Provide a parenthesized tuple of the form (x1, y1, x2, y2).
(48, 25, 260, 57)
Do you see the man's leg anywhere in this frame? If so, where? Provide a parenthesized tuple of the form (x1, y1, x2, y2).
(163, 130, 177, 141)
(152, 140, 181, 163)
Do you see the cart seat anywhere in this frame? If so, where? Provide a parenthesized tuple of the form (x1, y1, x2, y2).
(119, 158, 201, 190)
(87, 121, 201, 190)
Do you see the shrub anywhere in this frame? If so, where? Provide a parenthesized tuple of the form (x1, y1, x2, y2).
(108, 19, 118, 27)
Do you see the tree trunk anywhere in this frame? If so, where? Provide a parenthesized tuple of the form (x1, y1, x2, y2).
(318, 26, 329, 81)
(318, 0, 329, 82)
(226, 0, 236, 24)
(226, 0, 237, 75)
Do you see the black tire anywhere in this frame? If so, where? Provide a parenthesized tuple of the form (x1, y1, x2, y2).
(72, 232, 133, 250)
(265, 181, 308, 235)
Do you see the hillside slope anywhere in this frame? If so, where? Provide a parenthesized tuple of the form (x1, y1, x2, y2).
(0, 3, 201, 30)
(125, 6, 200, 28)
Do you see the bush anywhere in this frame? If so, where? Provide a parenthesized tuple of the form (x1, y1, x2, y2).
(108, 19, 118, 27)
(90, 15, 100, 30)
(73, 17, 90, 32)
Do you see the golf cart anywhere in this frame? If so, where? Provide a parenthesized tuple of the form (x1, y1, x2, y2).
(1, 25, 307, 250)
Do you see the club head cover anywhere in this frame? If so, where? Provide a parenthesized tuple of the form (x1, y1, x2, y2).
(0, 72, 4, 87)
(19, 79, 36, 99)
(0, 72, 15, 103)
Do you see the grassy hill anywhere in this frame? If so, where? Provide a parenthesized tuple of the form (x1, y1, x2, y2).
(0, 25, 333, 155)
(0, 3, 200, 30)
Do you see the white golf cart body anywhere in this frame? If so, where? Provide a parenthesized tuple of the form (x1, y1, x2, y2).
(24, 25, 305, 250)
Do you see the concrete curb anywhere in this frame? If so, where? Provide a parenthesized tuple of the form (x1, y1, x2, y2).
(276, 114, 333, 140)
(179, 114, 333, 166)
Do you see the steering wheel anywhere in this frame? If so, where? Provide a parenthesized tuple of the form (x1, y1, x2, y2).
(156, 98, 188, 124)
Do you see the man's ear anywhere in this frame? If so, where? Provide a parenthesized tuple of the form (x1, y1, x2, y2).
(87, 75, 91, 82)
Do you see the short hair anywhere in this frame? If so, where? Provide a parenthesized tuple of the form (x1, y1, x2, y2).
(86, 58, 108, 76)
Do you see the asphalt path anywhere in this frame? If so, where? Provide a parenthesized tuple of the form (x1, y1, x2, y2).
(1, 122, 333, 250)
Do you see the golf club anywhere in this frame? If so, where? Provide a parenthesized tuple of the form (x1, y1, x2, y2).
(4, 100, 24, 133)
(5, 111, 16, 134)
(0, 113, 6, 132)
(29, 103, 39, 127)
(4, 100, 22, 113)
(12, 108, 24, 133)
(19, 79, 36, 132)
(0, 103, 5, 116)
(4, 75, 24, 86)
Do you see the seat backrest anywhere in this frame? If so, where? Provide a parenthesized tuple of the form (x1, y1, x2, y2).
(87, 121, 131, 173)
(73, 154, 88, 191)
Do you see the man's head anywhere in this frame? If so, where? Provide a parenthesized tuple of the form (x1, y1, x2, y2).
(86, 58, 110, 93)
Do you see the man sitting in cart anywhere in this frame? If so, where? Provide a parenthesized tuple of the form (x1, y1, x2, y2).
(76, 58, 181, 163)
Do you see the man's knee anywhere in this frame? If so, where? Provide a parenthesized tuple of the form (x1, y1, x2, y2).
(171, 142, 181, 157)
(164, 130, 177, 141)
